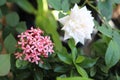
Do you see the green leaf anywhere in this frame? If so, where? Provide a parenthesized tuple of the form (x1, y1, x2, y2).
(0, 54, 10, 76)
(76, 56, 85, 63)
(113, 31, 120, 47)
(15, 0, 36, 14)
(116, 73, 120, 80)
(16, 21, 27, 33)
(0, 9, 2, 18)
(16, 59, 28, 69)
(2, 26, 15, 40)
(58, 12, 66, 18)
(57, 47, 72, 65)
(6, 12, 19, 27)
(75, 64, 88, 77)
(80, 58, 98, 68)
(68, 39, 75, 50)
(54, 66, 69, 73)
(114, 0, 120, 4)
(4, 34, 17, 53)
(62, 0, 70, 12)
(72, 48, 77, 62)
(97, 25, 113, 38)
(98, 0, 113, 20)
(47, 0, 62, 10)
(99, 64, 109, 73)
(90, 67, 96, 77)
(0, 5, 9, 15)
(91, 39, 107, 56)
(70, 0, 81, 3)
(16, 71, 31, 80)
(0, 43, 2, 52)
(0, 0, 6, 6)
(39, 61, 51, 70)
(68, 39, 77, 62)
(34, 70, 43, 80)
(0, 76, 9, 80)
(57, 52, 72, 65)
(105, 40, 120, 68)
(0, 23, 2, 30)
(7, 0, 16, 2)
(57, 77, 92, 80)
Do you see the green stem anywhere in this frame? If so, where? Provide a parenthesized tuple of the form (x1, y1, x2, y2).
(81, 0, 87, 7)
(43, 0, 48, 12)
(87, 1, 111, 27)
(37, 0, 43, 14)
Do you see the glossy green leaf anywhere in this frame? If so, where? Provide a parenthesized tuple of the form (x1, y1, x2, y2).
(62, 0, 69, 12)
(91, 39, 107, 56)
(68, 39, 77, 62)
(57, 77, 92, 80)
(4, 34, 17, 53)
(6, 12, 19, 27)
(98, 0, 113, 20)
(16, 59, 28, 69)
(16, 71, 31, 80)
(2, 26, 15, 40)
(0, 5, 9, 15)
(114, 0, 120, 3)
(97, 25, 112, 38)
(36, 0, 43, 14)
(7, 0, 16, 2)
(90, 67, 96, 77)
(116, 73, 120, 80)
(76, 56, 85, 63)
(39, 61, 51, 70)
(0, 76, 8, 80)
(59, 74, 67, 78)
(58, 12, 66, 18)
(113, 31, 120, 47)
(0, 54, 10, 76)
(0, 23, 2, 30)
(16, 21, 27, 33)
(0, 0, 6, 6)
(75, 64, 88, 77)
(15, 0, 36, 14)
(105, 40, 120, 68)
(80, 58, 98, 68)
(70, 0, 81, 3)
(47, 0, 62, 10)
(68, 39, 75, 50)
(0, 9, 2, 18)
(34, 70, 43, 80)
(54, 66, 69, 73)
(0, 43, 2, 52)
(57, 52, 72, 65)
(99, 64, 109, 73)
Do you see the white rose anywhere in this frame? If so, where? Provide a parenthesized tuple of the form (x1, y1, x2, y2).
(58, 4, 94, 45)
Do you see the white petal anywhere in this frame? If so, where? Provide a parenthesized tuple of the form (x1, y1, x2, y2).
(64, 32, 71, 40)
(58, 15, 69, 25)
(74, 34, 85, 45)
(72, 4, 79, 11)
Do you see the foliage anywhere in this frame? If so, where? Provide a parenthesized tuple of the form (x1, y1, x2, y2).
(0, 0, 120, 80)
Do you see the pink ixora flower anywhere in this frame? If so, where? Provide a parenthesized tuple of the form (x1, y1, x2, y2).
(15, 27, 54, 64)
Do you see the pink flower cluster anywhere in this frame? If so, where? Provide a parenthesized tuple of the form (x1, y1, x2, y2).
(15, 27, 54, 64)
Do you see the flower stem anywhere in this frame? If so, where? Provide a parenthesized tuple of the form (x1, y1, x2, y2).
(87, 1, 111, 28)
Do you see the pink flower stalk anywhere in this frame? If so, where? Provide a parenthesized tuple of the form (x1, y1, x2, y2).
(15, 27, 54, 64)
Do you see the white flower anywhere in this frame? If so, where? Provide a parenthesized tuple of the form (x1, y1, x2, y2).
(58, 4, 94, 45)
